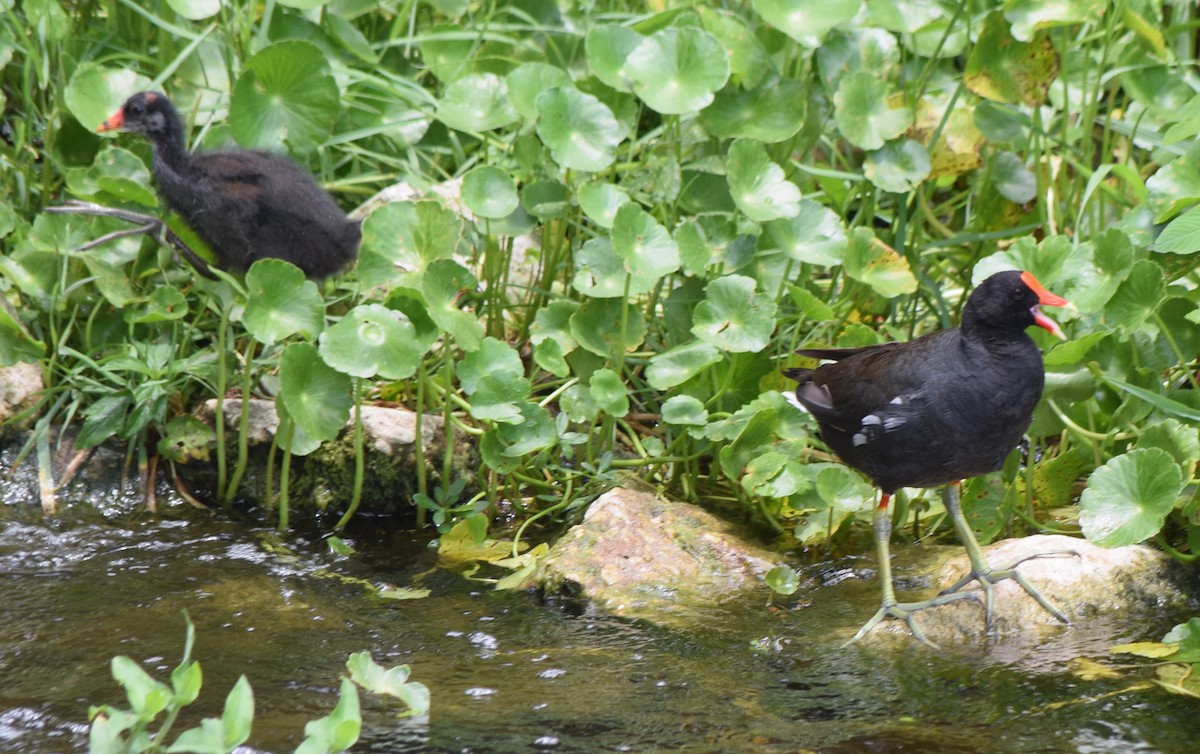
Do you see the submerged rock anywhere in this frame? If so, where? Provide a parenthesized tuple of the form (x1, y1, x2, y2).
(837, 533, 1200, 645)
(532, 487, 781, 622)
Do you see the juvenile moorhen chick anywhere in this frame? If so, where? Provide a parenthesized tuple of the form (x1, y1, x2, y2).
(785, 270, 1073, 645)
(98, 92, 360, 280)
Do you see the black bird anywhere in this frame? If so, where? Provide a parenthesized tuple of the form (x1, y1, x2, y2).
(785, 270, 1073, 645)
(97, 92, 360, 280)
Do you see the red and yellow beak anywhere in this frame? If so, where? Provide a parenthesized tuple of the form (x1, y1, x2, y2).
(1020, 270, 1071, 340)
(97, 110, 125, 133)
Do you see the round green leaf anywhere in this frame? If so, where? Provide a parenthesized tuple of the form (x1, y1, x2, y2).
(699, 80, 806, 143)
(963, 12, 1058, 106)
(692, 275, 778, 353)
(458, 337, 524, 395)
(421, 259, 483, 353)
(843, 228, 917, 298)
(662, 395, 708, 426)
(470, 374, 533, 424)
(65, 64, 154, 131)
(318, 304, 422, 380)
(765, 564, 801, 596)
(462, 166, 519, 220)
(521, 180, 571, 219)
(752, 0, 861, 47)
(763, 200, 847, 266)
(506, 63, 572, 121)
(535, 87, 624, 172)
(611, 203, 680, 294)
(585, 25, 644, 93)
(573, 238, 627, 298)
(529, 300, 580, 354)
(726, 138, 801, 222)
(863, 139, 931, 193)
(1106, 259, 1165, 329)
(78, 147, 158, 207)
(358, 201, 464, 287)
(437, 73, 518, 132)
(164, 0, 220, 20)
(570, 299, 645, 357)
(279, 342, 352, 445)
(834, 71, 912, 151)
(230, 41, 340, 154)
(646, 341, 723, 390)
(578, 182, 630, 229)
(1079, 448, 1183, 547)
(419, 24, 475, 83)
(990, 151, 1037, 204)
(625, 28, 730, 115)
(241, 259, 325, 344)
(589, 368, 629, 417)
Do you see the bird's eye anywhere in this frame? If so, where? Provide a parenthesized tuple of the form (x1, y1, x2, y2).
(130, 104, 144, 115)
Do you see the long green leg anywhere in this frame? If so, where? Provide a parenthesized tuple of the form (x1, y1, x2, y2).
(938, 482, 1074, 626)
(845, 493, 979, 648)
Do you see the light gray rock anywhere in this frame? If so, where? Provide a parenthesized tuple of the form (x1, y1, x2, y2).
(0, 362, 43, 428)
(533, 487, 783, 623)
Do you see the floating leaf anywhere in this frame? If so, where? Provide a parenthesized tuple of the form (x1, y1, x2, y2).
(752, 0, 861, 47)
(535, 87, 623, 172)
(437, 73, 518, 132)
(692, 275, 778, 353)
(230, 41, 340, 154)
(279, 342, 352, 445)
(765, 564, 801, 596)
(625, 28, 730, 114)
(462, 166, 519, 220)
(863, 139, 931, 193)
(318, 304, 423, 380)
(964, 12, 1058, 106)
(843, 228, 917, 298)
(726, 138, 801, 222)
(834, 71, 912, 150)
(241, 259, 325, 344)
(1079, 448, 1183, 547)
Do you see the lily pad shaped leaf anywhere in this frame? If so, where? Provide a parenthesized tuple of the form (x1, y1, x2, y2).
(964, 12, 1058, 106)
(764, 200, 847, 266)
(726, 138, 801, 222)
(458, 337, 525, 395)
(421, 259, 484, 353)
(230, 41, 340, 154)
(863, 139, 931, 193)
(586, 25, 644, 93)
(437, 73, 518, 132)
(573, 238, 627, 298)
(646, 340, 723, 390)
(535, 87, 624, 172)
(578, 182, 630, 229)
(358, 201, 463, 288)
(589, 368, 630, 418)
(462, 166, 519, 220)
(834, 71, 912, 151)
(505, 62, 572, 121)
(241, 259, 325, 344)
(1079, 448, 1183, 547)
(752, 0, 861, 47)
(65, 63, 154, 131)
(318, 304, 423, 380)
(611, 203, 681, 294)
(700, 79, 806, 143)
(279, 342, 352, 445)
(625, 28, 730, 115)
(843, 228, 917, 298)
(692, 275, 778, 353)
(662, 395, 708, 426)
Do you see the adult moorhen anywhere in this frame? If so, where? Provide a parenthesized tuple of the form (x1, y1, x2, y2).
(97, 92, 360, 280)
(785, 270, 1074, 645)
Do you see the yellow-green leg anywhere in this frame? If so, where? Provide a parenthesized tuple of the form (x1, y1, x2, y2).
(844, 493, 979, 648)
(938, 482, 1074, 626)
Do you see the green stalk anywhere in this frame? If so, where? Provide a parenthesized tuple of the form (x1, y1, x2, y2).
(335, 378, 365, 531)
(415, 360, 428, 527)
(223, 339, 256, 504)
(277, 419, 294, 532)
(214, 304, 229, 501)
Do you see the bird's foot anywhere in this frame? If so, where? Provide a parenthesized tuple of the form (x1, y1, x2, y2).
(938, 549, 1077, 627)
(843, 591, 980, 649)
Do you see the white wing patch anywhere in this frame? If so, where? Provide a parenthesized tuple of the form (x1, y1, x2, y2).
(854, 392, 921, 445)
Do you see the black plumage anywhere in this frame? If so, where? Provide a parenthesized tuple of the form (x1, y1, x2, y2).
(785, 270, 1073, 644)
(98, 92, 360, 280)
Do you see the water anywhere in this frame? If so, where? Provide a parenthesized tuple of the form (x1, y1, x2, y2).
(0, 500, 1196, 753)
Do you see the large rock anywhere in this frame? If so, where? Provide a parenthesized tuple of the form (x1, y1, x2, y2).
(851, 533, 1199, 645)
(532, 487, 781, 623)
